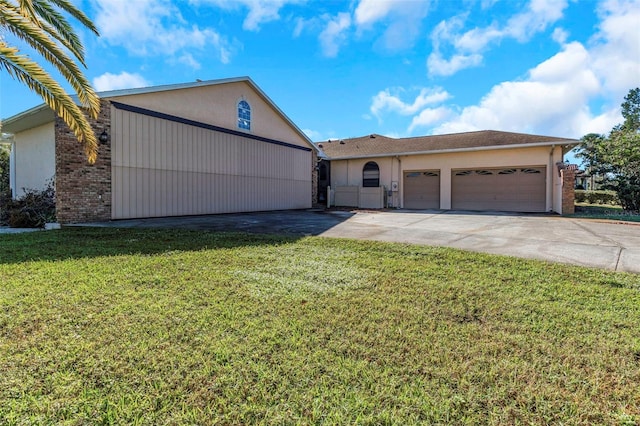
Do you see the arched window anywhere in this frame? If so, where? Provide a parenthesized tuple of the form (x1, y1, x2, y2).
(238, 100, 251, 130)
(363, 161, 380, 187)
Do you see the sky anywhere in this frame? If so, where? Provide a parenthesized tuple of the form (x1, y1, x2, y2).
(1, 0, 639, 151)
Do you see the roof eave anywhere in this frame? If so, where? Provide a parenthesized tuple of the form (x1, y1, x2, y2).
(324, 139, 580, 160)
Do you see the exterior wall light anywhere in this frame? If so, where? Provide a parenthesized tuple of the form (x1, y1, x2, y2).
(99, 130, 109, 144)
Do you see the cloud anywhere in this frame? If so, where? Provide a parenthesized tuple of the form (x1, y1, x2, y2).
(428, 0, 569, 76)
(590, 0, 640, 99)
(354, 0, 431, 50)
(193, 0, 305, 31)
(371, 87, 451, 119)
(408, 107, 454, 133)
(426, 0, 640, 137)
(319, 12, 351, 57)
(302, 128, 323, 141)
(427, 51, 483, 77)
(431, 42, 609, 137)
(93, 72, 150, 92)
(92, 0, 236, 66)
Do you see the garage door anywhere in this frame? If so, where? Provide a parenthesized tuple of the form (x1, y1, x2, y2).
(111, 103, 312, 219)
(451, 167, 546, 212)
(404, 170, 440, 209)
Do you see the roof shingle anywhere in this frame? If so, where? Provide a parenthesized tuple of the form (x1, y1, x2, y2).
(316, 130, 578, 159)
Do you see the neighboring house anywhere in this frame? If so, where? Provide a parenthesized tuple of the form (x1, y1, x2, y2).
(317, 131, 579, 214)
(2, 77, 318, 223)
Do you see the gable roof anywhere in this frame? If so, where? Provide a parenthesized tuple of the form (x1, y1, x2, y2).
(1, 77, 316, 151)
(316, 130, 579, 159)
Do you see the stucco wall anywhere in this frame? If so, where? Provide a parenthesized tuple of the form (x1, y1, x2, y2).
(108, 81, 309, 149)
(12, 123, 55, 197)
(330, 145, 565, 213)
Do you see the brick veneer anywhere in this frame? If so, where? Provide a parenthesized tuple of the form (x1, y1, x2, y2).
(561, 168, 576, 215)
(311, 149, 320, 207)
(55, 100, 111, 223)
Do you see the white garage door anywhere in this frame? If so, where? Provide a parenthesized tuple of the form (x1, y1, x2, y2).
(111, 103, 312, 219)
(451, 167, 546, 212)
(403, 170, 440, 209)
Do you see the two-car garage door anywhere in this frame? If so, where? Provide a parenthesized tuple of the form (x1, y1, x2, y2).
(403, 167, 547, 212)
(451, 167, 546, 212)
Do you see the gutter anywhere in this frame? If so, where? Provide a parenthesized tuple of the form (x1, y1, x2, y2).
(324, 139, 580, 161)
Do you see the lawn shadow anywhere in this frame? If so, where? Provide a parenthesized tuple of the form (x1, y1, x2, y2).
(0, 210, 354, 265)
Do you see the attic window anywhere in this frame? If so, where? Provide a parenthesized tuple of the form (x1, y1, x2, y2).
(238, 100, 251, 130)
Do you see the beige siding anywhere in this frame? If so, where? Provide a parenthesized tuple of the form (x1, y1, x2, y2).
(329, 145, 566, 213)
(111, 107, 311, 219)
(12, 123, 55, 197)
(108, 81, 308, 148)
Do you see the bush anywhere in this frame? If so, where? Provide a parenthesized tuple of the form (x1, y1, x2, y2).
(574, 190, 619, 205)
(0, 181, 56, 228)
(616, 178, 640, 211)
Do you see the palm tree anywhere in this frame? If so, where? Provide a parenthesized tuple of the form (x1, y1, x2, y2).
(0, 0, 101, 163)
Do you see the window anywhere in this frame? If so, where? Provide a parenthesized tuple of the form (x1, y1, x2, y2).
(238, 100, 251, 130)
(363, 161, 380, 187)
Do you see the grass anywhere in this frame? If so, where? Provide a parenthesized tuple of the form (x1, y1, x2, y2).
(1, 228, 639, 425)
(569, 203, 640, 223)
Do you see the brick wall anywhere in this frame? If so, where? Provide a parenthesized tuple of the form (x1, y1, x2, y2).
(561, 168, 576, 215)
(311, 149, 320, 208)
(55, 100, 111, 223)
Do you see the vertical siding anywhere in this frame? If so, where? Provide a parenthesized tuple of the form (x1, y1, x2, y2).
(111, 109, 311, 219)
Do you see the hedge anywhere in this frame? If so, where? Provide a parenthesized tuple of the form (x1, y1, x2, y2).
(574, 190, 619, 205)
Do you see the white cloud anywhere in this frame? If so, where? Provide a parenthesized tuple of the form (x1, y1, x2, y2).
(551, 28, 568, 43)
(92, 0, 236, 66)
(590, 0, 640, 99)
(354, 0, 431, 50)
(428, 0, 569, 76)
(193, 0, 304, 31)
(354, 0, 394, 26)
(371, 87, 451, 118)
(427, 0, 640, 138)
(432, 42, 611, 137)
(93, 72, 150, 92)
(427, 51, 483, 77)
(408, 107, 454, 132)
(319, 12, 351, 57)
(303, 128, 322, 141)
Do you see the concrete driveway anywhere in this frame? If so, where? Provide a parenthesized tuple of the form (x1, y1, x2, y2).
(68, 209, 640, 274)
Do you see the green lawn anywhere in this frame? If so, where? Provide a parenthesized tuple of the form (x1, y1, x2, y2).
(1, 228, 639, 425)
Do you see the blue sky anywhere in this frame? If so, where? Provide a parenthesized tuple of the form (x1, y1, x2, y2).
(1, 0, 639, 147)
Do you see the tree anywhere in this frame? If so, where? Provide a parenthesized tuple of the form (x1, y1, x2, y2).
(577, 88, 640, 211)
(0, 0, 101, 163)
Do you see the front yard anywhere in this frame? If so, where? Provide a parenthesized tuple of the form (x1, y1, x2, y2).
(1, 228, 639, 424)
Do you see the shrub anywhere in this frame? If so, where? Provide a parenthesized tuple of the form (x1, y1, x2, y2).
(0, 181, 56, 228)
(574, 190, 619, 205)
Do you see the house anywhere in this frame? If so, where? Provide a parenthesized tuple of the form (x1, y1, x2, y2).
(317, 131, 579, 214)
(2, 77, 318, 223)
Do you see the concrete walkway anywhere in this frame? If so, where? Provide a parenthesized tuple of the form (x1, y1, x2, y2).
(5, 210, 640, 273)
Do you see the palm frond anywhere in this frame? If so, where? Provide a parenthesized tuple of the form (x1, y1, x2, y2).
(31, 0, 87, 63)
(1, 5, 99, 118)
(47, 0, 98, 34)
(0, 42, 98, 163)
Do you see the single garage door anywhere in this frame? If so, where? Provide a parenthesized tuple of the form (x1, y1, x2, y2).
(404, 170, 440, 209)
(451, 167, 546, 212)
